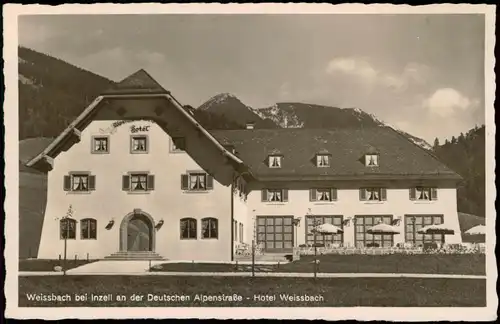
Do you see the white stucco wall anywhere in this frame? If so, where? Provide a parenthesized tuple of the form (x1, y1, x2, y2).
(245, 181, 462, 248)
(37, 118, 233, 261)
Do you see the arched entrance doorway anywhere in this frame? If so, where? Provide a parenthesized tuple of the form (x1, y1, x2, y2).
(119, 209, 155, 252)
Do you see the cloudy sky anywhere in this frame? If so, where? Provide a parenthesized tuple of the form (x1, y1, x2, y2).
(19, 14, 485, 143)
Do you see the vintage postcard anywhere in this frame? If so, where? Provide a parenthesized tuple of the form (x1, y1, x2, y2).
(3, 3, 497, 321)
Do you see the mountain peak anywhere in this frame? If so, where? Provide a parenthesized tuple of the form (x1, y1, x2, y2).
(198, 93, 242, 111)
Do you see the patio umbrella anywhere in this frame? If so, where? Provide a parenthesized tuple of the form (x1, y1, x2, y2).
(417, 223, 455, 235)
(465, 225, 486, 235)
(367, 222, 400, 235)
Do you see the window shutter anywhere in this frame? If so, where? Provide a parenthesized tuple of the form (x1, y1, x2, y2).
(63, 175, 71, 191)
(206, 175, 214, 190)
(331, 188, 338, 201)
(359, 188, 366, 201)
(181, 174, 189, 190)
(380, 188, 387, 201)
(431, 187, 438, 200)
(122, 175, 130, 191)
(147, 175, 155, 190)
(409, 187, 416, 200)
(261, 189, 268, 202)
(283, 189, 289, 202)
(310, 189, 317, 201)
(88, 175, 96, 191)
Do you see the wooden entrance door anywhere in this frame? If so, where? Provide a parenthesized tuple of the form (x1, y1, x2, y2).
(127, 214, 152, 251)
(257, 216, 294, 253)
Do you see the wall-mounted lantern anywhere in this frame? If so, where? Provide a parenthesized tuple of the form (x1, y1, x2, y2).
(343, 217, 353, 227)
(391, 216, 402, 226)
(292, 217, 301, 226)
(105, 219, 115, 230)
(155, 219, 164, 230)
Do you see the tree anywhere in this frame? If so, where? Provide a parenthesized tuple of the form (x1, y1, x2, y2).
(433, 137, 440, 150)
(451, 136, 457, 144)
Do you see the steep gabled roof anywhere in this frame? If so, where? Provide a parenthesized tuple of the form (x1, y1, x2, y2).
(101, 69, 168, 95)
(211, 128, 462, 181)
(26, 69, 246, 173)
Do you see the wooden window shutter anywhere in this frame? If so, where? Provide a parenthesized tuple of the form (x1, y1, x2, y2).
(431, 187, 438, 200)
(261, 189, 268, 202)
(88, 175, 96, 191)
(206, 175, 214, 190)
(409, 187, 416, 200)
(147, 175, 155, 190)
(63, 175, 71, 191)
(282, 189, 289, 202)
(380, 188, 387, 201)
(331, 188, 338, 201)
(181, 174, 189, 190)
(309, 189, 317, 201)
(122, 175, 130, 191)
(359, 188, 366, 201)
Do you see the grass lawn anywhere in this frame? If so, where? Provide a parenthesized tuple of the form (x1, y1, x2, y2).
(150, 254, 485, 275)
(18, 275, 485, 307)
(19, 259, 98, 272)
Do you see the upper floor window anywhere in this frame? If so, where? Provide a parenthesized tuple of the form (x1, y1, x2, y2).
(92, 136, 109, 154)
(360, 187, 387, 201)
(60, 218, 76, 240)
(316, 154, 330, 167)
(365, 154, 379, 167)
(310, 188, 337, 202)
(122, 173, 155, 192)
(63, 173, 95, 192)
(131, 135, 148, 154)
(268, 155, 282, 168)
(181, 172, 214, 191)
(171, 137, 186, 152)
(180, 218, 197, 239)
(261, 188, 288, 202)
(202, 217, 218, 239)
(410, 187, 438, 201)
(81, 218, 97, 239)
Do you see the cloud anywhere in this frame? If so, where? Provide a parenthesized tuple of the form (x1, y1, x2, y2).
(423, 88, 478, 118)
(325, 57, 429, 92)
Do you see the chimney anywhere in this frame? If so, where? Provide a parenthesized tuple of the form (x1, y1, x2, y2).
(246, 122, 255, 130)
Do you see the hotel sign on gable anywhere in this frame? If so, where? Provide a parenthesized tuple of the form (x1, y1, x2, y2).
(99, 120, 154, 134)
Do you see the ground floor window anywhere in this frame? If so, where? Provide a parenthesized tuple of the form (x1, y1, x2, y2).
(180, 218, 197, 239)
(305, 215, 344, 246)
(80, 218, 97, 239)
(354, 215, 393, 247)
(60, 218, 76, 239)
(239, 222, 244, 243)
(405, 215, 444, 246)
(202, 218, 218, 239)
(256, 216, 294, 251)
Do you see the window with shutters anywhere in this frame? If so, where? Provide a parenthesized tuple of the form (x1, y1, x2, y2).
(181, 172, 213, 192)
(359, 187, 387, 201)
(268, 155, 282, 168)
(81, 218, 97, 239)
(91, 136, 109, 154)
(201, 217, 218, 239)
(316, 154, 330, 167)
(365, 154, 379, 167)
(170, 137, 186, 152)
(410, 187, 437, 201)
(310, 188, 337, 202)
(63, 172, 95, 193)
(130, 135, 148, 154)
(60, 218, 76, 240)
(180, 218, 197, 239)
(261, 189, 288, 202)
(122, 173, 155, 192)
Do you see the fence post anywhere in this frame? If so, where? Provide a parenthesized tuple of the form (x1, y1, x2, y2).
(87, 253, 89, 262)
(251, 240, 255, 277)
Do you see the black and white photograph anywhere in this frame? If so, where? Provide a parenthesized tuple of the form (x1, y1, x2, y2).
(3, 3, 497, 321)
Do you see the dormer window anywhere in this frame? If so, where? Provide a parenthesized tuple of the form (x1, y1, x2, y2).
(365, 154, 379, 167)
(316, 154, 330, 167)
(268, 155, 282, 168)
